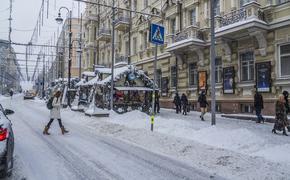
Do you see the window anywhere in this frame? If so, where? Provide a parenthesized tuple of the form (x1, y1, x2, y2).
(133, 37, 137, 55)
(280, 44, 290, 77)
(190, 8, 196, 26)
(189, 63, 198, 86)
(170, 18, 176, 34)
(214, 0, 220, 16)
(215, 58, 222, 83)
(133, 0, 137, 16)
(171, 66, 177, 87)
(156, 69, 162, 88)
(240, 51, 254, 81)
(125, 41, 129, 56)
(144, 32, 148, 50)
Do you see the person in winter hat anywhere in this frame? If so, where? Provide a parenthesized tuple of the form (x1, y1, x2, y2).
(198, 89, 208, 121)
(173, 93, 181, 114)
(254, 91, 264, 123)
(272, 94, 288, 136)
(282, 91, 290, 132)
(181, 93, 188, 115)
(43, 90, 69, 135)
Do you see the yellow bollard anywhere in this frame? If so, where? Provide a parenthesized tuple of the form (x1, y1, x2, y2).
(150, 116, 154, 131)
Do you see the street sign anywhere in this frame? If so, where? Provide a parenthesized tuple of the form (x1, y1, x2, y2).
(149, 23, 165, 45)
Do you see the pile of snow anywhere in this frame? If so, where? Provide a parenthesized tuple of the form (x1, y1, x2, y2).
(253, 144, 290, 164)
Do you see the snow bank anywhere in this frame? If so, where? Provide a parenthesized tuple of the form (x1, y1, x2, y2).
(253, 144, 290, 164)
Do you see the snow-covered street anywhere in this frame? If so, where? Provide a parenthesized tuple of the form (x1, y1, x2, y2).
(1, 95, 290, 179)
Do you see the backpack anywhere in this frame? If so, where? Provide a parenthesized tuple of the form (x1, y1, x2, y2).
(47, 97, 54, 110)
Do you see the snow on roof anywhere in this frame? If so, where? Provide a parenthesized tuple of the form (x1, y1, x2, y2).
(75, 79, 86, 87)
(82, 71, 96, 77)
(115, 86, 154, 91)
(95, 67, 112, 74)
(84, 76, 100, 86)
(96, 65, 154, 86)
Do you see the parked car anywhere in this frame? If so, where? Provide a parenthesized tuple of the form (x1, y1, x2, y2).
(23, 90, 35, 100)
(0, 104, 14, 178)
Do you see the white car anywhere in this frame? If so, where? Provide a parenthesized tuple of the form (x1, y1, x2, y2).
(0, 104, 14, 178)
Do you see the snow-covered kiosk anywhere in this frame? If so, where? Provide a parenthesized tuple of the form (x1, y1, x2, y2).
(93, 64, 155, 114)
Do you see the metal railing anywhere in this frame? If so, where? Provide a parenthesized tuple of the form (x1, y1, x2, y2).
(98, 28, 111, 35)
(115, 16, 130, 24)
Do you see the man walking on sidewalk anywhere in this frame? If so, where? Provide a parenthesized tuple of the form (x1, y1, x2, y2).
(254, 91, 264, 123)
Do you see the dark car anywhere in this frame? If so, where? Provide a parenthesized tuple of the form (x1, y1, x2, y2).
(0, 104, 14, 178)
(23, 90, 35, 100)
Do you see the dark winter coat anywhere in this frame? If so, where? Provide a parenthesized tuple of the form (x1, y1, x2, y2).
(181, 94, 188, 106)
(198, 94, 208, 108)
(173, 94, 181, 106)
(274, 101, 289, 131)
(254, 93, 264, 109)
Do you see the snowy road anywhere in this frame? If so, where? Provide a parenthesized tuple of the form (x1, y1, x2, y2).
(2, 96, 221, 180)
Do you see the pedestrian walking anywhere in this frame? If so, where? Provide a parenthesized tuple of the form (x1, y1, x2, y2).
(43, 90, 69, 135)
(254, 91, 264, 123)
(9, 88, 13, 99)
(272, 94, 288, 136)
(282, 90, 290, 132)
(181, 93, 188, 115)
(198, 90, 208, 121)
(173, 93, 181, 114)
(154, 91, 160, 114)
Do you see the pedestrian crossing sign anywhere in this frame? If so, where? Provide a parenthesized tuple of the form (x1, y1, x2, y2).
(149, 23, 165, 45)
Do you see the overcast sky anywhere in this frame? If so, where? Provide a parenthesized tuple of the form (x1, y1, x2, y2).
(0, 0, 84, 81)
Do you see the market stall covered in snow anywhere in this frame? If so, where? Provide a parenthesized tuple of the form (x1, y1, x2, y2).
(94, 64, 156, 114)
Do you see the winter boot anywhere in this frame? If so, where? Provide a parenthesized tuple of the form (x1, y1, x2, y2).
(271, 129, 277, 134)
(283, 129, 288, 136)
(61, 126, 69, 135)
(43, 126, 50, 135)
(287, 126, 290, 132)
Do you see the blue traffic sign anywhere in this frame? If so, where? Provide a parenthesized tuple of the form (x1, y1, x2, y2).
(149, 23, 165, 45)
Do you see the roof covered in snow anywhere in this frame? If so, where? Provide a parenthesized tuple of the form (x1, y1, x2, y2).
(82, 71, 96, 77)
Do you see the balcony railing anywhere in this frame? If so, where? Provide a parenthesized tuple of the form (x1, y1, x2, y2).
(221, 8, 247, 27)
(218, 3, 265, 28)
(170, 26, 203, 44)
(115, 16, 130, 24)
(99, 28, 111, 35)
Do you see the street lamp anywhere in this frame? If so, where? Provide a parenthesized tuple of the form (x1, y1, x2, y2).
(56, 6, 72, 107)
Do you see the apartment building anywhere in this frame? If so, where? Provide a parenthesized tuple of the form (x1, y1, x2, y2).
(83, 0, 290, 115)
(54, 18, 82, 79)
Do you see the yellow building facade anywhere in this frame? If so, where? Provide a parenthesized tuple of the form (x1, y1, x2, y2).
(83, 0, 290, 115)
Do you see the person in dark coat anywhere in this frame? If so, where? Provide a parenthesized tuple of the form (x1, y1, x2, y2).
(173, 93, 181, 114)
(198, 90, 208, 121)
(181, 93, 188, 115)
(272, 94, 288, 136)
(282, 91, 290, 132)
(254, 92, 264, 123)
(154, 91, 160, 114)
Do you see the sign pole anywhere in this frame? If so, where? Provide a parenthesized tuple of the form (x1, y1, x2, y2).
(210, 0, 216, 125)
(151, 44, 157, 131)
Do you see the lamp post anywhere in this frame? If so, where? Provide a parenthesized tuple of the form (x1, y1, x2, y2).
(56, 7, 72, 107)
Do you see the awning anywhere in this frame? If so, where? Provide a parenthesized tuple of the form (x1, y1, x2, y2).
(115, 86, 154, 91)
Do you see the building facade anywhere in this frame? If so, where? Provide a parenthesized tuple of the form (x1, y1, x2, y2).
(54, 18, 83, 79)
(83, 0, 290, 115)
(0, 40, 21, 94)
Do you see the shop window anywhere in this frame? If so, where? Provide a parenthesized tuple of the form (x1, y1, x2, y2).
(240, 51, 254, 81)
(171, 66, 177, 87)
(241, 104, 254, 113)
(215, 58, 222, 83)
(189, 63, 198, 86)
(280, 44, 290, 77)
